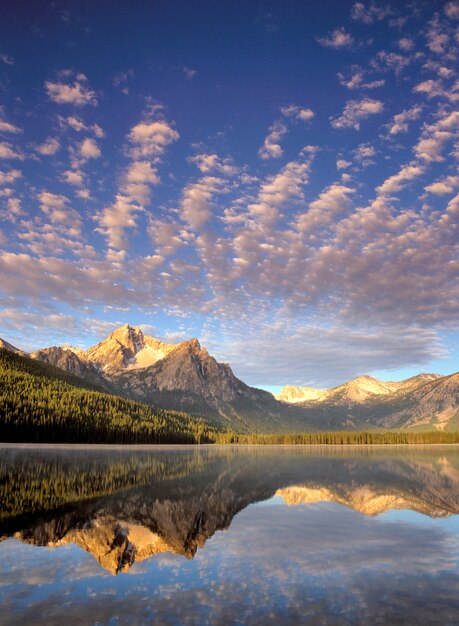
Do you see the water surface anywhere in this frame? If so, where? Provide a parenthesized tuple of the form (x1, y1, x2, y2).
(1, 445, 459, 625)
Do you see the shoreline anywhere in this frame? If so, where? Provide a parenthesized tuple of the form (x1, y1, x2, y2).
(1, 442, 459, 449)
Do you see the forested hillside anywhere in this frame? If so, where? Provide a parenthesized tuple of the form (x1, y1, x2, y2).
(0, 349, 218, 444)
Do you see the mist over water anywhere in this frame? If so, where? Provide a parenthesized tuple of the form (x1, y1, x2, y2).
(1, 445, 459, 625)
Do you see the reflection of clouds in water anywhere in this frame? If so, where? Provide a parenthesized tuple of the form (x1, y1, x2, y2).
(1, 502, 459, 625)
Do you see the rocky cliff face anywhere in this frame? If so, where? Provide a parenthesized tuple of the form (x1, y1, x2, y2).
(30, 346, 101, 380)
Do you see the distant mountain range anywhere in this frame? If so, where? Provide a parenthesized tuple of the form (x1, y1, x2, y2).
(1, 324, 458, 432)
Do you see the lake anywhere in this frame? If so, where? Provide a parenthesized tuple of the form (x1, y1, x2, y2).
(1, 444, 459, 625)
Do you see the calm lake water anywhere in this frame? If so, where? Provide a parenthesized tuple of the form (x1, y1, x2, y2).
(1, 445, 459, 625)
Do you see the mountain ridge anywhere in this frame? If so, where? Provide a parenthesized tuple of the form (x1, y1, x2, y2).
(1, 326, 458, 432)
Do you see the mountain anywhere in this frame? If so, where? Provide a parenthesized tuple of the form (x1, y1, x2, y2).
(0, 338, 26, 357)
(28, 324, 308, 432)
(2, 325, 458, 433)
(278, 373, 459, 431)
(0, 347, 218, 444)
(276, 374, 442, 405)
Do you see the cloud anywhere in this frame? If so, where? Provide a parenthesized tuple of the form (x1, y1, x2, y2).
(249, 149, 317, 225)
(426, 15, 450, 55)
(331, 98, 383, 130)
(0, 53, 14, 65)
(353, 143, 376, 166)
(370, 51, 413, 75)
(258, 120, 288, 159)
(79, 137, 101, 160)
(281, 105, 315, 122)
(96, 111, 178, 248)
(337, 159, 352, 170)
(0, 168, 21, 185)
(0, 116, 21, 134)
(189, 153, 238, 176)
(181, 176, 229, 230)
(37, 191, 82, 232)
(338, 70, 385, 90)
(60, 116, 104, 137)
(112, 70, 135, 94)
(398, 37, 414, 51)
(63, 169, 85, 187)
(96, 195, 141, 248)
(388, 105, 423, 135)
(414, 110, 459, 162)
(297, 183, 355, 232)
(350, 2, 392, 24)
(0, 142, 24, 160)
(318, 27, 354, 49)
(445, 2, 459, 19)
(413, 79, 459, 102)
(424, 175, 459, 195)
(45, 75, 97, 106)
(183, 66, 197, 80)
(128, 119, 179, 159)
(36, 137, 60, 156)
(217, 321, 444, 386)
(376, 162, 425, 195)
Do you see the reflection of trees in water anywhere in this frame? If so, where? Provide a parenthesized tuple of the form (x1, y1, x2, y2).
(2, 446, 459, 572)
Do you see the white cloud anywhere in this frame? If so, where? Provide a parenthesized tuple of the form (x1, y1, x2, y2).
(36, 137, 60, 156)
(96, 194, 141, 249)
(45, 76, 97, 106)
(79, 137, 101, 160)
(331, 98, 383, 130)
(297, 183, 355, 231)
(0, 142, 23, 160)
(63, 169, 85, 187)
(353, 143, 376, 166)
(183, 66, 197, 80)
(0, 53, 14, 65)
(398, 37, 414, 51)
(388, 105, 423, 135)
(350, 2, 392, 24)
(376, 162, 425, 195)
(258, 120, 288, 160)
(318, 27, 354, 49)
(413, 79, 459, 102)
(181, 176, 229, 230)
(60, 116, 104, 137)
(189, 153, 238, 176)
(445, 2, 459, 19)
(426, 15, 450, 55)
(414, 110, 459, 162)
(337, 159, 352, 170)
(338, 70, 385, 90)
(281, 105, 315, 121)
(424, 175, 459, 195)
(128, 119, 179, 159)
(0, 117, 21, 133)
(249, 149, 317, 225)
(37, 191, 82, 233)
(0, 169, 21, 185)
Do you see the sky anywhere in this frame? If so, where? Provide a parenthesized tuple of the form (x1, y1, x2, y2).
(0, 0, 458, 392)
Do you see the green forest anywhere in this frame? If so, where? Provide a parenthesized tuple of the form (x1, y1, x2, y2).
(1, 348, 458, 445)
(0, 349, 219, 444)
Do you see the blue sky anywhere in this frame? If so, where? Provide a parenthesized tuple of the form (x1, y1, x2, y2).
(0, 0, 458, 391)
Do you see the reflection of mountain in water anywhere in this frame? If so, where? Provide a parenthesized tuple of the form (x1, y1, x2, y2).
(1, 447, 459, 574)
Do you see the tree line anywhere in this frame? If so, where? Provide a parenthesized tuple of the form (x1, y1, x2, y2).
(1, 349, 458, 446)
